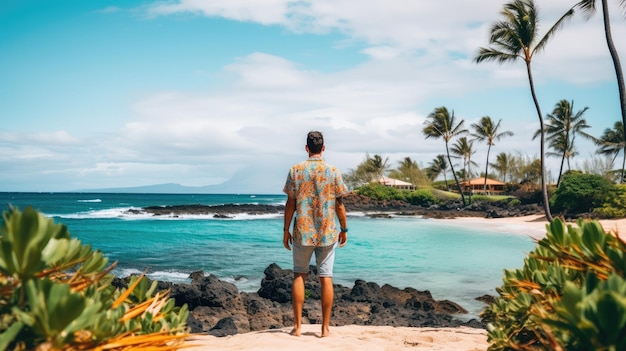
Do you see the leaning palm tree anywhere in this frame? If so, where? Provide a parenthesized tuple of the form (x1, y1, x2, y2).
(470, 116, 514, 193)
(595, 121, 626, 181)
(474, 0, 575, 221)
(576, 0, 626, 182)
(533, 99, 590, 186)
(428, 154, 450, 188)
(422, 106, 468, 204)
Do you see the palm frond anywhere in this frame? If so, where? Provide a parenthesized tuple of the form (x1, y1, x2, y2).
(533, 7, 575, 55)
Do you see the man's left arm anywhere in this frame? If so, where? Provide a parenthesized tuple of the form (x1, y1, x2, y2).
(335, 197, 348, 247)
(283, 196, 296, 250)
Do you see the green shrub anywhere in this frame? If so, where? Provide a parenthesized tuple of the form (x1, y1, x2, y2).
(404, 189, 438, 206)
(355, 184, 405, 201)
(0, 206, 189, 350)
(593, 184, 626, 219)
(507, 198, 521, 207)
(551, 172, 615, 215)
(483, 218, 626, 351)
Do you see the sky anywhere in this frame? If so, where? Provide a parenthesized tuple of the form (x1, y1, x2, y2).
(1, 0, 626, 194)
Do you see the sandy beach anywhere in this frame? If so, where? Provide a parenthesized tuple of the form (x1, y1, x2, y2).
(445, 214, 626, 240)
(185, 325, 488, 351)
(182, 215, 626, 351)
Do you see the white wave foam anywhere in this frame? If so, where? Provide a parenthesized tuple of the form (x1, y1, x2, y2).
(148, 271, 192, 283)
(52, 207, 152, 220)
(51, 207, 283, 221)
(77, 199, 102, 203)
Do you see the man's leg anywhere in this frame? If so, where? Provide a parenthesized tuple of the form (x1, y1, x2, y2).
(320, 276, 334, 337)
(291, 273, 306, 336)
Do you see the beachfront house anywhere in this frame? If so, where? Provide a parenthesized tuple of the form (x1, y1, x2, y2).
(377, 176, 416, 191)
(460, 177, 506, 195)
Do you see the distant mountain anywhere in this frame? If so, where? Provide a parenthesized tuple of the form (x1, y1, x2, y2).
(80, 166, 286, 194)
(81, 183, 212, 194)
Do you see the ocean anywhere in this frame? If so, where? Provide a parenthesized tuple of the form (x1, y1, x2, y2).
(0, 192, 537, 318)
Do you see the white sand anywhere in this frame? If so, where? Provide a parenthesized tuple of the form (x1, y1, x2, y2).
(182, 215, 626, 351)
(443, 214, 626, 240)
(184, 325, 488, 351)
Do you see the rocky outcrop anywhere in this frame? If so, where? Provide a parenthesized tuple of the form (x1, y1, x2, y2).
(341, 193, 543, 219)
(124, 194, 543, 219)
(125, 203, 285, 218)
(120, 264, 487, 336)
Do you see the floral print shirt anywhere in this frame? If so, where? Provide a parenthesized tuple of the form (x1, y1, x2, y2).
(283, 156, 349, 247)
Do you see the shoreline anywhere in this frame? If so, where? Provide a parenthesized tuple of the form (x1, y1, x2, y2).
(437, 214, 626, 240)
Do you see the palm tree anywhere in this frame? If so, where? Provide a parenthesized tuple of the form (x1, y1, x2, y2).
(366, 154, 389, 182)
(451, 137, 478, 202)
(545, 133, 579, 184)
(576, 0, 626, 182)
(428, 154, 450, 188)
(470, 116, 514, 193)
(389, 157, 429, 187)
(595, 121, 626, 181)
(533, 99, 590, 186)
(474, 0, 575, 221)
(422, 106, 468, 204)
(491, 152, 515, 183)
(451, 137, 478, 183)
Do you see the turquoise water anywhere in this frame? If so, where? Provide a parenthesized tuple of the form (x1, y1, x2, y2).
(0, 192, 536, 317)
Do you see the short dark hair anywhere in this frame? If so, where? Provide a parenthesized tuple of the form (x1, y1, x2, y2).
(307, 131, 324, 154)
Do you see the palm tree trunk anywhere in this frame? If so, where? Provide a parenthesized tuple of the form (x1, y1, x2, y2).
(467, 159, 472, 204)
(526, 61, 553, 222)
(484, 145, 491, 193)
(601, 0, 626, 183)
(557, 152, 566, 187)
(445, 142, 466, 205)
(622, 151, 626, 183)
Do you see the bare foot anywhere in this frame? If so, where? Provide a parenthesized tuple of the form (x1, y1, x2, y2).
(289, 327, 301, 337)
(321, 326, 330, 337)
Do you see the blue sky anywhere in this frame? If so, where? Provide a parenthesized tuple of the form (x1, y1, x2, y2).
(1, 0, 625, 193)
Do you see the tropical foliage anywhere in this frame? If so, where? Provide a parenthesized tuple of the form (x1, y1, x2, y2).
(551, 171, 615, 215)
(533, 99, 591, 186)
(387, 157, 430, 188)
(343, 153, 390, 190)
(592, 121, 626, 182)
(483, 218, 626, 351)
(427, 155, 449, 187)
(594, 184, 626, 218)
(354, 184, 438, 206)
(0, 206, 190, 350)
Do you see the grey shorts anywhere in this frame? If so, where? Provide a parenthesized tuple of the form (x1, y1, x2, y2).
(292, 243, 337, 277)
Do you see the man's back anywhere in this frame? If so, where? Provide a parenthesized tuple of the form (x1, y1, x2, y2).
(283, 157, 347, 246)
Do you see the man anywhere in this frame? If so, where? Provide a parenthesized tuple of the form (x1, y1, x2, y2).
(282, 130, 349, 337)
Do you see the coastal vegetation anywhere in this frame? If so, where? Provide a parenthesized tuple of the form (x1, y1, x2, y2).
(0, 206, 189, 350)
(482, 218, 626, 350)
